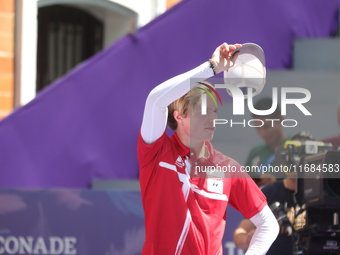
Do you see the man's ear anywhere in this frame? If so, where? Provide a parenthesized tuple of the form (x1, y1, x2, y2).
(173, 110, 183, 126)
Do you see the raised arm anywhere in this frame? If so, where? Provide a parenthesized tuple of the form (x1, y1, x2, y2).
(140, 43, 241, 144)
(140, 62, 213, 144)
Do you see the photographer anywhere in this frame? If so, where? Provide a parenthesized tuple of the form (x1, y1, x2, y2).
(233, 131, 314, 255)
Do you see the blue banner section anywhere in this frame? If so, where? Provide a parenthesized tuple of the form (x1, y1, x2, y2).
(0, 189, 245, 255)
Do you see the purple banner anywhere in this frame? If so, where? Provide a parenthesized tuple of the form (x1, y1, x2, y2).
(0, 0, 339, 188)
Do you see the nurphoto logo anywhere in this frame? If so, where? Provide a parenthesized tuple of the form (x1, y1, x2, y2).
(199, 81, 312, 128)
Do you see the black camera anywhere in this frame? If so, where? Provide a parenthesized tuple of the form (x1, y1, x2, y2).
(275, 140, 340, 254)
(295, 150, 340, 254)
(296, 151, 340, 209)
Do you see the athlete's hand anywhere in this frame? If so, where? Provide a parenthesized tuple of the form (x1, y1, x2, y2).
(210, 43, 242, 74)
(245, 229, 255, 247)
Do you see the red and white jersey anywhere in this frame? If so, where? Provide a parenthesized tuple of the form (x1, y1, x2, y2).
(138, 131, 267, 255)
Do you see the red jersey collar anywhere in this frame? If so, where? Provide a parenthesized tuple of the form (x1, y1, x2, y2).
(170, 132, 215, 161)
(170, 132, 190, 157)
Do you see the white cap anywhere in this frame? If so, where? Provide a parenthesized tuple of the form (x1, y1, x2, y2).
(224, 43, 266, 98)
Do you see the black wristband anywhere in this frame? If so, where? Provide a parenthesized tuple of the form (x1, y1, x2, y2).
(209, 59, 217, 76)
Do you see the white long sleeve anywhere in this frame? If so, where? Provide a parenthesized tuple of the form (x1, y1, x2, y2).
(140, 62, 214, 144)
(246, 205, 279, 255)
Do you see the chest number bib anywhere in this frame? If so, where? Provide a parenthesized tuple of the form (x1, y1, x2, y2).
(207, 178, 223, 194)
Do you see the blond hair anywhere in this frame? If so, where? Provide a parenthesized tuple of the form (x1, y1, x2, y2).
(167, 82, 213, 130)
